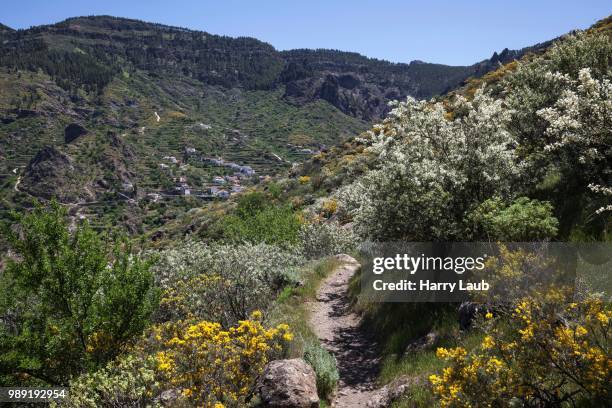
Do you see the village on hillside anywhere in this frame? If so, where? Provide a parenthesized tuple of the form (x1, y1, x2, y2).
(144, 146, 261, 203)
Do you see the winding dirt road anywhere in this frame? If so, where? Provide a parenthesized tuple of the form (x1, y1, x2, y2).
(308, 254, 383, 407)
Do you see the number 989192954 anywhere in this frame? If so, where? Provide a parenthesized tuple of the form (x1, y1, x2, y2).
(1, 387, 68, 402)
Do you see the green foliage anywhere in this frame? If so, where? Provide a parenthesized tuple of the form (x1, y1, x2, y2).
(235, 191, 269, 218)
(1, 15, 284, 91)
(55, 354, 158, 408)
(298, 221, 358, 259)
(467, 197, 559, 241)
(304, 340, 339, 399)
(221, 192, 302, 246)
(0, 202, 159, 385)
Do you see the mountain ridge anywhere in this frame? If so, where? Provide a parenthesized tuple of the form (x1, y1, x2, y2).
(0, 14, 558, 233)
(0, 15, 552, 111)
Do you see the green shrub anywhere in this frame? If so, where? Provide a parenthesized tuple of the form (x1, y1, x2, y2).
(304, 340, 339, 399)
(0, 202, 159, 385)
(222, 193, 301, 246)
(467, 196, 559, 241)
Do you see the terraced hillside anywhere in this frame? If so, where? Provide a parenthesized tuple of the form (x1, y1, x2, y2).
(0, 15, 548, 232)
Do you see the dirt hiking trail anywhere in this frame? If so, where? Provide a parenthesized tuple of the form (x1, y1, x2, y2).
(308, 254, 383, 407)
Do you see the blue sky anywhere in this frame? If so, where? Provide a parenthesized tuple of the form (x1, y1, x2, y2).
(2, 1, 610, 65)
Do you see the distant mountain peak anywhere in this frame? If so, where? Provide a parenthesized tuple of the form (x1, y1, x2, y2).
(55, 15, 193, 33)
(0, 22, 14, 32)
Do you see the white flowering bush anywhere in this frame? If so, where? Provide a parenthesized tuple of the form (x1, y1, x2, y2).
(55, 354, 158, 408)
(298, 221, 359, 259)
(504, 32, 612, 150)
(588, 183, 612, 215)
(152, 241, 305, 326)
(335, 31, 611, 242)
(503, 34, 611, 211)
(338, 88, 519, 241)
(149, 240, 216, 290)
(537, 68, 611, 173)
(503, 34, 611, 235)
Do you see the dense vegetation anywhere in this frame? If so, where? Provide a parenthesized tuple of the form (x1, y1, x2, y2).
(0, 202, 159, 385)
(0, 14, 548, 237)
(288, 25, 610, 407)
(0, 189, 358, 405)
(0, 13, 610, 408)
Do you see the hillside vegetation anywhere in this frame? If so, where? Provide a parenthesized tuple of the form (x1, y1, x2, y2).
(0, 15, 550, 236)
(0, 14, 610, 408)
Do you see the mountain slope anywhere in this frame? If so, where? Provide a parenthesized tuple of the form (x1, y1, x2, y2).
(0, 15, 553, 233)
(0, 16, 548, 118)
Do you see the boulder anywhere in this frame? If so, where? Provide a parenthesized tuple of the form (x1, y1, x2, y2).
(157, 389, 180, 406)
(404, 331, 439, 355)
(257, 358, 319, 407)
(365, 375, 420, 407)
(64, 123, 88, 143)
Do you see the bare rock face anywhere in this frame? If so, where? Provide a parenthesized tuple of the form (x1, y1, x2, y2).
(257, 358, 319, 408)
(64, 123, 88, 144)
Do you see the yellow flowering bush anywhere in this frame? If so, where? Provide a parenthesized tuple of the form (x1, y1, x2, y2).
(474, 244, 553, 308)
(430, 293, 611, 407)
(157, 273, 224, 322)
(151, 312, 292, 406)
(299, 175, 311, 184)
(321, 198, 338, 217)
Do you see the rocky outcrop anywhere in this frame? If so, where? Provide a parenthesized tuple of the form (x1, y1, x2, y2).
(21, 145, 89, 203)
(364, 375, 421, 407)
(282, 72, 390, 121)
(157, 389, 180, 406)
(24, 146, 73, 184)
(64, 123, 88, 143)
(404, 331, 439, 355)
(257, 358, 319, 407)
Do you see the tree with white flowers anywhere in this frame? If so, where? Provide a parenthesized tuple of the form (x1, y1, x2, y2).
(338, 88, 519, 241)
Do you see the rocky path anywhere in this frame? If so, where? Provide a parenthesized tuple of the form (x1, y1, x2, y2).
(14, 175, 21, 192)
(308, 254, 383, 407)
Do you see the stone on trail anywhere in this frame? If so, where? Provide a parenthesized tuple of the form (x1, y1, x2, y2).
(257, 358, 319, 407)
